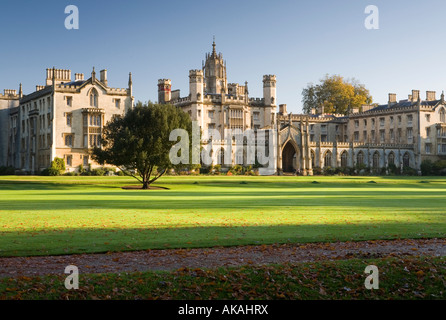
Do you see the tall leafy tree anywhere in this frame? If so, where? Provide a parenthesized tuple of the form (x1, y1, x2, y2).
(302, 75, 373, 115)
(92, 102, 192, 189)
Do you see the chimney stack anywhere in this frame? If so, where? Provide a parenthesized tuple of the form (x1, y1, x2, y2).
(279, 104, 287, 115)
(361, 105, 374, 112)
(3, 89, 17, 96)
(426, 91, 436, 101)
(46, 68, 71, 86)
(412, 90, 420, 102)
(388, 93, 397, 105)
(75, 73, 84, 81)
(100, 69, 108, 86)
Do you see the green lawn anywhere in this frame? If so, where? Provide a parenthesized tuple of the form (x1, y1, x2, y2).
(0, 175, 445, 257)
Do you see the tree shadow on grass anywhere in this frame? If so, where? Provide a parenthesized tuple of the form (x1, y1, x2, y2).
(0, 221, 444, 257)
(0, 180, 123, 190)
(1, 191, 446, 211)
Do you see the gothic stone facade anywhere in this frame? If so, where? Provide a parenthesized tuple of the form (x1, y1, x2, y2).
(0, 68, 134, 174)
(2, 45, 446, 176)
(159, 43, 446, 175)
(158, 41, 277, 171)
(277, 90, 446, 175)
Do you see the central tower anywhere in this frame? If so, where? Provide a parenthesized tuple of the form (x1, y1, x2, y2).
(203, 40, 227, 94)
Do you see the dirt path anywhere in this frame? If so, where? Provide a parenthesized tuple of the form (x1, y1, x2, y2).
(0, 238, 444, 278)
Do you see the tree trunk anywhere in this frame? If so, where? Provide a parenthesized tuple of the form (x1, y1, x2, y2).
(142, 181, 150, 189)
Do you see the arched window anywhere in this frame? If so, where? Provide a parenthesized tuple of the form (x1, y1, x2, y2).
(90, 88, 99, 107)
(357, 151, 364, 166)
(236, 150, 244, 165)
(217, 148, 225, 165)
(373, 151, 380, 169)
(341, 151, 348, 168)
(440, 108, 446, 123)
(311, 150, 316, 168)
(439, 108, 446, 123)
(403, 153, 410, 167)
(324, 151, 332, 168)
(388, 152, 395, 166)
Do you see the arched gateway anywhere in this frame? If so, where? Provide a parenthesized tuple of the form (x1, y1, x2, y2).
(282, 141, 298, 173)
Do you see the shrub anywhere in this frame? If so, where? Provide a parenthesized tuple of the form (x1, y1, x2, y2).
(388, 164, 400, 175)
(41, 167, 62, 176)
(243, 165, 254, 175)
(421, 160, 434, 176)
(103, 167, 116, 176)
(253, 160, 262, 169)
(403, 166, 418, 176)
(200, 167, 210, 174)
(346, 167, 356, 176)
(433, 160, 446, 176)
(211, 164, 221, 174)
(78, 164, 87, 175)
(189, 164, 201, 175)
(312, 167, 322, 175)
(42, 157, 66, 176)
(229, 165, 243, 175)
(90, 168, 106, 176)
(323, 166, 335, 176)
(51, 158, 66, 172)
(358, 167, 371, 176)
(0, 166, 15, 175)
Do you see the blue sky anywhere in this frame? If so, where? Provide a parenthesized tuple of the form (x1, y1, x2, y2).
(1, 0, 445, 113)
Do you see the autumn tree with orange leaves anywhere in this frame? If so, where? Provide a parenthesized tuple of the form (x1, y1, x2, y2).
(302, 75, 373, 115)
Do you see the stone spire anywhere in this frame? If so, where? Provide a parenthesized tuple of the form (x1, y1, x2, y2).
(19, 83, 23, 98)
(212, 36, 217, 57)
(203, 39, 227, 94)
(91, 67, 96, 82)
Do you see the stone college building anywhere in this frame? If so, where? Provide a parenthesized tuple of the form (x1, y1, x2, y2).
(158, 42, 445, 175)
(1, 42, 446, 175)
(0, 68, 134, 174)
